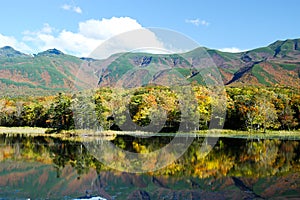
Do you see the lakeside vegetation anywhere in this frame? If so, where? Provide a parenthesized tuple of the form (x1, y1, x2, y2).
(1, 127, 300, 141)
(0, 85, 299, 134)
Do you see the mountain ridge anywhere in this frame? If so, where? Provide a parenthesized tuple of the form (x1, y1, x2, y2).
(0, 46, 30, 58)
(0, 38, 299, 96)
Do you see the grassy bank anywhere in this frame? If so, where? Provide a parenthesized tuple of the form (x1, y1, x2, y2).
(0, 126, 117, 141)
(0, 126, 48, 134)
(195, 129, 300, 140)
(0, 126, 299, 140)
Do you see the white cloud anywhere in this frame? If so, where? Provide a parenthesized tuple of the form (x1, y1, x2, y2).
(41, 23, 53, 34)
(61, 4, 82, 14)
(0, 33, 32, 54)
(218, 47, 246, 53)
(3, 17, 191, 58)
(23, 25, 100, 57)
(185, 18, 210, 26)
(61, 4, 71, 10)
(21, 17, 159, 57)
(79, 17, 142, 40)
(73, 6, 82, 14)
(89, 28, 165, 59)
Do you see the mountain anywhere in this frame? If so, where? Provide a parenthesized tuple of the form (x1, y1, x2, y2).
(0, 38, 299, 96)
(224, 39, 300, 86)
(0, 46, 29, 58)
(0, 47, 99, 96)
(96, 38, 300, 88)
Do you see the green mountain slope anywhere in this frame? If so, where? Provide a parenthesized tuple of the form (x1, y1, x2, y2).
(0, 48, 98, 96)
(0, 38, 299, 96)
(96, 38, 300, 88)
(227, 39, 300, 86)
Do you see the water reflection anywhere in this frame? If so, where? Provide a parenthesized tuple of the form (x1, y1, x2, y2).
(0, 134, 299, 199)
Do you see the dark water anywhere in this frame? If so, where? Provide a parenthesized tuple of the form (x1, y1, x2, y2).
(0, 134, 300, 199)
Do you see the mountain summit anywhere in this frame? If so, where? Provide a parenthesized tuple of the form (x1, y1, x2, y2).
(0, 46, 30, 58)
(36, 48, 65, 57)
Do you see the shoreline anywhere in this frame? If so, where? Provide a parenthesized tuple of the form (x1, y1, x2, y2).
(0, 126, 299, 140)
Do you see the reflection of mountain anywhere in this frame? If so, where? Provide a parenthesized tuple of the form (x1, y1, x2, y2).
(0, 135, 300, 199)
(1, 162, 299, 199)
(0, 161, 107, 199)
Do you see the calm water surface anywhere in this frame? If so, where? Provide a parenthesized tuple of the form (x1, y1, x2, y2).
(0, 133, 300, 199)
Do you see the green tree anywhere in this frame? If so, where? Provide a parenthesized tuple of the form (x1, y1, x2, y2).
(194, 86, 211, 129)
(72, 92, 100, 130)
(49, 93, 74, 130)
(23, 102, 45, 127)
(253, 91, 279, 132)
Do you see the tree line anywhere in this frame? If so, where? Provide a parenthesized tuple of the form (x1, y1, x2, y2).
(0, 85, 299, 132)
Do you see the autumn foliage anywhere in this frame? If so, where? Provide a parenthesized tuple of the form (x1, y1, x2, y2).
(0, 86, 299, 132)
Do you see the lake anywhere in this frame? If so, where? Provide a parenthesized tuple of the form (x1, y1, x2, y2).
(0, 133, 300, 199)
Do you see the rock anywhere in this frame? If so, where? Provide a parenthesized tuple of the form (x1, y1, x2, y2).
(133, 56, 152, 67)
(127, 190, 151, 200)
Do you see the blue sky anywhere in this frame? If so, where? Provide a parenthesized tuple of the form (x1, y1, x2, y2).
(0, 0, 299, 56)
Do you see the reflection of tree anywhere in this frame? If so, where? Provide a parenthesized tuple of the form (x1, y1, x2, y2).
(0, 135, 104, 179)
(50, 140, 102, 179)
(1, 134, 300, 180)
(174, 138, 236, 178)
(238, 139, 299, 178)
(154, 137, 300, 179)
(238, 139, 279, 176)
(277, 140, 298, 172)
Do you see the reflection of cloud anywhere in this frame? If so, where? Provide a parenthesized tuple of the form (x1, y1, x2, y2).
(22, 17, 147, 57)
(218, 47, 246, 53)
(61, 4, 82, 14)
(185, 18, 210, 26)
